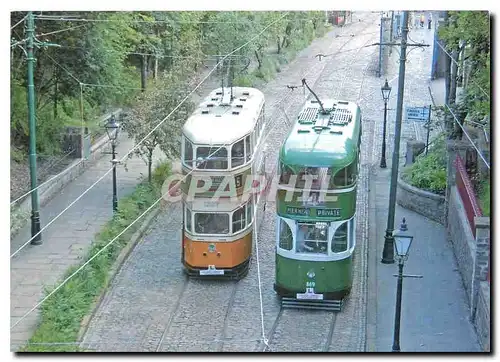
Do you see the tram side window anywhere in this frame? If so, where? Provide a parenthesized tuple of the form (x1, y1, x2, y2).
(333, 159, 358, 187)
(246, 200, 253, 225)
(348, 218, 355, 249)
(185, 208, 192, 232)
(245, 136, 252, 162)
(195, 213, 229, 234)
(231, 140, 245, 168)
(296, 223, 328, 254)
(196, 147, 228, 170)
(279, 162, 293, 184)
(184, 138, 193, 167)
(331, 221, 348, 253)
(279, 219, 293, 251)
(232, 206, 246, 233)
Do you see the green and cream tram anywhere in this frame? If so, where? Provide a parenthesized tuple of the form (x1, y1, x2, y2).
(180, 87, 267, 279)
(274, 99, 361, 310)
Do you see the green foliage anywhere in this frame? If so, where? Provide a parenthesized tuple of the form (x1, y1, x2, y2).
(438, 11, 490, 119)
(151, 159, 172, 190)
(21, 162, 170, 352)
(402, 136, 447, 195)
(478, 178, 490, 216)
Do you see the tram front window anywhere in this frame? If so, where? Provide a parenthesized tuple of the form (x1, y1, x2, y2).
(296, 223, 328, 254)
(196, 147, 228, 170)
(231, 140, 245, 168)
(194, 213, 229, 234)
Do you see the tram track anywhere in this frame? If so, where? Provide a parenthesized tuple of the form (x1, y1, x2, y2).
(80, 12, 382, 352)
(255, 14, 379, 353)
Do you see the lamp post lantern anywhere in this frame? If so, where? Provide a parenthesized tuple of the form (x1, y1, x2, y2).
(391, 217, 414, 352)
(105, 115, 120, 212)
(380, 79, 392, 168)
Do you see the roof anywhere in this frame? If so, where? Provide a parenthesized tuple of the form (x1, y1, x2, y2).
(279, 99, 361, 168)
(182, 87, 265, 145)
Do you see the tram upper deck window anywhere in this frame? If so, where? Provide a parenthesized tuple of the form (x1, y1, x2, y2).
(331, 221, 348, 253)
(194, 213, 229, 234)
(184, 138, 193, 167)
(332, 157, 358, 187)
(279, 219, 293, 251)
(185, 207, 192, 233)
(295, 167, 330, 189)
(196, 146, 228, 170)
(232, 205, 246, 233)
(231, 140, 245, 168)
(245, 136, 252, 162)
(296, 223, 328, 254)
(279, 163, 293, 184)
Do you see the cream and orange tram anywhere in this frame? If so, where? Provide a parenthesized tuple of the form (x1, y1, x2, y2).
(180, 87, 267, 279)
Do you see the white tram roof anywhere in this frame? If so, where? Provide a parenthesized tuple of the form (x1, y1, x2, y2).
(183, 87, 265, 145)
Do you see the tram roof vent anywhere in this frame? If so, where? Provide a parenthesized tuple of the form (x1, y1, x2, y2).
(202, 110, 209, 114)
(211, 97, 218, 101)
(215, 91, 222, 95)
(242, 91, 250, 96)
(239, 97, 247, 101)
(232, 111, 240, 115)
(297, 129, 310, 134)
(207, 103, 214, 108)
(328, 108, 352, 126)
(236, 104, 243, 108)
(330, 130, 343, 135)
(298, 107, 319, 124)
(337, 100, 349, 105)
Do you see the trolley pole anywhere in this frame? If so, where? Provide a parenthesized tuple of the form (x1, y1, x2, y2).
(26, 11, 42, 245)
(381, 11, 409, 264)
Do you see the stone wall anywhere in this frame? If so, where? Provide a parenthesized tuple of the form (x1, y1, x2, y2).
(396, 177, 446, 224)
(474, 281, 490, 351)
(447, 186, 475, 298)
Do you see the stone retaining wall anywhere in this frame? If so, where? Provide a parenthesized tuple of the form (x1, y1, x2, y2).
(396, 177, 446, 224)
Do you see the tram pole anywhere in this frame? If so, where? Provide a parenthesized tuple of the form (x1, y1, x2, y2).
(381, 10, 409, 264)
(26, 11, 42, 245)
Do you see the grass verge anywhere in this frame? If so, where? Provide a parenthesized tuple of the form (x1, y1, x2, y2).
(19, 160, 171, 352)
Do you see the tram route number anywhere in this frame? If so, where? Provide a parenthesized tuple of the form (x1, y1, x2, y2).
(199, 265, 224, 276)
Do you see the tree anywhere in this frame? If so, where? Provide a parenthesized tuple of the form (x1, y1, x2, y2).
(121, 66, 194, 182)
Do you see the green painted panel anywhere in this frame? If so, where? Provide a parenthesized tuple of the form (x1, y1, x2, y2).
(276, 188, 356, 220)
(275, 254, 353, 293)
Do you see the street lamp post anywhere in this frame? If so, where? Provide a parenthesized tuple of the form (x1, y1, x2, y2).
(105, 115, 120, 213)
(380, 79, 392, 168)
(391, 217, 414, 352)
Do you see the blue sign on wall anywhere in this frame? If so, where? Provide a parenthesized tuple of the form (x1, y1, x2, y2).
(405, 106, 430, 121)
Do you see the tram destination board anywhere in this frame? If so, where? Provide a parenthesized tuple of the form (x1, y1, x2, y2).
(405, 106, 430, 122)
(286, 207, 341, 217)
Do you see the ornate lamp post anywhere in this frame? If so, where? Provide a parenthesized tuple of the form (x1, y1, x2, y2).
(391, 217, 414, 352)
(105, 115, 120, 212)
(380, 79, 392, 168)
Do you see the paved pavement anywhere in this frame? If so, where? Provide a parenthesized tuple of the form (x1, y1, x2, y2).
(10, 133, 165, 350)
(365, 20, 481, 352)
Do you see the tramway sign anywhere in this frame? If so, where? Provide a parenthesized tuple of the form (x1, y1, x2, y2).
(405, 105, 431, 122)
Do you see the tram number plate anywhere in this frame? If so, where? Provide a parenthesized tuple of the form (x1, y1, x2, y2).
(199, 267, 224, 276)
(296, 292, 324, 300)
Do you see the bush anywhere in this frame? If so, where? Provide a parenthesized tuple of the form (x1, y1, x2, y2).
(20, 162, 170, 352)
(478, 178, 490, 216)
(402, 137, 447, 195)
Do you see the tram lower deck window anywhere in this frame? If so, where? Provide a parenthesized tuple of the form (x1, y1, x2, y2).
(331, 221, 349, 253)
(194, 213, 229, 234)
(279, 219, 293, 251)
(185, 208, 192, 232)
(296, 223, 328, 254)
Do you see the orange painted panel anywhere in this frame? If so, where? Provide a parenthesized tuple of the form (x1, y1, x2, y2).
(183, 232, 252, 269)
